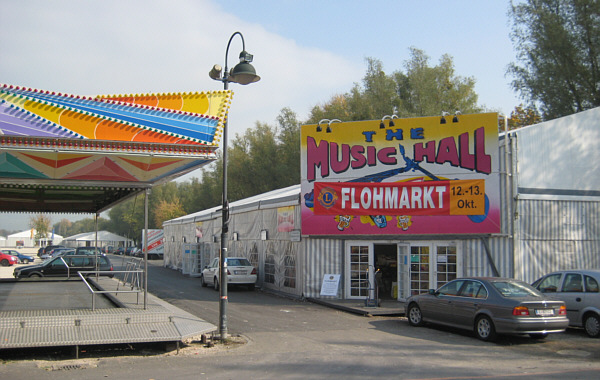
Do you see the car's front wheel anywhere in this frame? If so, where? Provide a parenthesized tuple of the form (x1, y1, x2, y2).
(584, 313, 600, 338)
(213, 277, 219, 291)
(200, 275, 207, 287)
(23, 259, 31, 264)
(475, 315, 497, 341)
(407, 303, 424, 327)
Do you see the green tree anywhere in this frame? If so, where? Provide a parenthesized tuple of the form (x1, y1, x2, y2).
(308, 51, 481, 123)
(506, 104, 542, 131)
(29, 214, 51, 242)
(154, 197, 186, 227)
(508, 0, 600, 120)
(275, 108, 302, 187)
(55, 218, 72, 237)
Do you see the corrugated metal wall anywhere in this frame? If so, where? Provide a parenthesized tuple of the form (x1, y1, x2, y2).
(515, 199, 600, 283)
(302, 238, 343, 298)
(463, 237, 513, 278)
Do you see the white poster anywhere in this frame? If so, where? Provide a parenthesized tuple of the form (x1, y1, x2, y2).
(320, 274, 341, 296)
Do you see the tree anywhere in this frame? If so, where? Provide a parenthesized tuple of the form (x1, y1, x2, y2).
(506, 104, 542, 131)
(55, 218, 72, 237)
(275, 108, 302, 187)
(29, 214, 51, 242)
(154, 197, 186, 227)
(308, 51, 481, 123)
(508, 0, 600, 120)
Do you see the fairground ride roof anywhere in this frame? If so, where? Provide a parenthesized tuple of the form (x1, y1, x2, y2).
(0, 84, 231, 214)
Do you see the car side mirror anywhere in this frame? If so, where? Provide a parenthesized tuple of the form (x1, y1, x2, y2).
(428, 289, 436, 295)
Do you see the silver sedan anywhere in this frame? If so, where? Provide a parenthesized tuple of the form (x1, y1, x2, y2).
(405, 277, 569, 341)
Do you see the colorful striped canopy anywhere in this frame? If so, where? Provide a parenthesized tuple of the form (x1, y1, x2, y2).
(0, 84, 232, 213)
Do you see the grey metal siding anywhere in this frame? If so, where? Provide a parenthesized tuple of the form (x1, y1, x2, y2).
(516, 199, 600, 282)
(302, 238, 343, 298)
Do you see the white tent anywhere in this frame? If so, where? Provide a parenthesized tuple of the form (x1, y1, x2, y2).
(6, 229, 63, 247)
(62, 230, 133, 248)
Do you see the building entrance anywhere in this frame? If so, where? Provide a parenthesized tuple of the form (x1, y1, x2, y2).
(345, 240, 462, 301)
(374, 244, 398, 300)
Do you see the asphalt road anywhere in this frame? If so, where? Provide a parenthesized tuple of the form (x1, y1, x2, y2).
(1, 255, 599, 379)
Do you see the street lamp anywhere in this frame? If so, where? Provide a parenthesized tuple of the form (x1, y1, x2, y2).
(209, 31, 260, 340)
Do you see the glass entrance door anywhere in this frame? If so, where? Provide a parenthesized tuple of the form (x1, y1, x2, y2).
(345, 242, 373, 299)
(410, 244, 431, 296)
(402, 242, 461, 297)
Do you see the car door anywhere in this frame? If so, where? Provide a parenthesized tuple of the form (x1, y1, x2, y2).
(560, 273, 585, 324)
(421, 279, 465, 325)
(204, 258, 219, 285)
(45, 257, 69, 276)
(451, 280, 488, 329)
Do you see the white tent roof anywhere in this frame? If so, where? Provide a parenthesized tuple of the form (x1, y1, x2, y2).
(63, 230, 132, 242)
(164, 184, 300, 226)
(8, 229, 63, 239)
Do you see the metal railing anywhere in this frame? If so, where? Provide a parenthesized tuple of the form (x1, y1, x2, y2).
(78, 269, 145, 311)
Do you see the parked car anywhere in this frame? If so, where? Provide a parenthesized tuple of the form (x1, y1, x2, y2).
(75, 247, 102, 255)
(13, 255, 114, 278)
(405, 277, 569, 341)
(532, 269, 600, 338)
(102, 246, 114, 254)
(0, 251, 19, 266)
(115, 247, 125, 255)
(41, 247, 74, 259)
(132, 247, 143, 258)
(37, 245, 64, 258)
(201, 257, 257, 290)
(1, 249, 34, 264)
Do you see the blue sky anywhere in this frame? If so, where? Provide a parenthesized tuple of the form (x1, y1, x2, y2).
(0, 0, 521, 231)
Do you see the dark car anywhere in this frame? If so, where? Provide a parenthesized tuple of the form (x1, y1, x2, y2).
(41, 247, 74, 259)
(75, 247, 102, 255)
(405, 277, 569, 341)
(532, 269, 600, 338)
(14, 255, 113, 278)
(37, 245, 64, 258)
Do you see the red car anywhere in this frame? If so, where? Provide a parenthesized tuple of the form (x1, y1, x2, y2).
(0, 252, 18, 266)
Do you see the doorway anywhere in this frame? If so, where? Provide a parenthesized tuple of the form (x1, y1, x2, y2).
(374, 244, 398, 300)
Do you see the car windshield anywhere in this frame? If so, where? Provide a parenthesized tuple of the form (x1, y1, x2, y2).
(226, 258, 251, 266)
(492, 281, 542, 297)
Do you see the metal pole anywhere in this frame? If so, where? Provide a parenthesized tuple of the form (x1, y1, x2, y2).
(219, 75, 229, 340)
(218, 32, 246, 340)
(144, 188, 149, 310)
(95, 213, 99, 281)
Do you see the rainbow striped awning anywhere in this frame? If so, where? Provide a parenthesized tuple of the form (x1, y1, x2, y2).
(0, 84, 232, 213)
(0, 84, 231, 145)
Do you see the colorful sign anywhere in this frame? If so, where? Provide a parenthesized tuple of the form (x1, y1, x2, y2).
(301, 113, 501, 235)
(277, 206, 295, 232)
(314, 179, 485, 216)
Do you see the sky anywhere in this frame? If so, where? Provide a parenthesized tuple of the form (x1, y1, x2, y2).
(0, 0, 522, 232)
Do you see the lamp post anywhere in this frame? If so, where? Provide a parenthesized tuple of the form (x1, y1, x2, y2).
(209, 31, 260, 339)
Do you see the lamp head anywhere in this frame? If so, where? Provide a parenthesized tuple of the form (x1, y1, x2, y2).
(229, 50, 260, 85)
(209, 64, 223, 81)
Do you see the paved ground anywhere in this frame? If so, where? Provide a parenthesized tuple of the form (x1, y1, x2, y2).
(1, 248, 599, 379)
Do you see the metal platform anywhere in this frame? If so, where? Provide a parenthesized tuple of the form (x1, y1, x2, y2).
(307, 297, 405, 316)
(0, 277, 216, 349)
